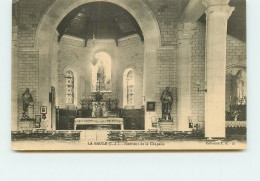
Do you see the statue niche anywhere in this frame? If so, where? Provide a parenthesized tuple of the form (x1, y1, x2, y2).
(228, 69, 247, 121)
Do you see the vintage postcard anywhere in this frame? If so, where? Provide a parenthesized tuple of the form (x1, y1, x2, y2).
(11, 0, 246, 151)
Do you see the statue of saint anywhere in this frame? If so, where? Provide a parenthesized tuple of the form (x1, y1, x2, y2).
(233, 70, 246, 105)
(235, 70, 245, 98)
(96, 59, 106, 91)
(22, 88, 34, 119)
(92, 52, 111, 92)
(160, 87, 173, 121)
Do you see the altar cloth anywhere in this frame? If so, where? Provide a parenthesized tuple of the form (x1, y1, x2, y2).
(74, 118, 124, 130)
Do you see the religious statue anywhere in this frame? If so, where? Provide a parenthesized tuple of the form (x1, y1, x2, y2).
(233, 70, 246, 105)
(96, 59, 106, 91)
(22, 88, 34, 119)
(91, 52, 111, 92)
(160, 87, 173, 121)
(235, 70, 244, 98)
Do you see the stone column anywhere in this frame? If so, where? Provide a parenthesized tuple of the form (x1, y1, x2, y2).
(144, 39, 158, 131)
(39, 49, 52, 130)
(202, 0, 234, 138)
(12, 22, 19, 131)
(176, 22, 196, 131)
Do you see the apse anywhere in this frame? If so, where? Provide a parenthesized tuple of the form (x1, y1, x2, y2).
(50, 2, 145, 131)
(56, 2, 144, 46)
(51, 1, 145, 117)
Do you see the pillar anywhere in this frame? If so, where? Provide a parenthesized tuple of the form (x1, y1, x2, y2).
(202, 0, 234, 138)
(144, 41, 158, 130)
(12, 22, 19, 131)
(39, 49, 52, 130)
(176, 22, 196, 131)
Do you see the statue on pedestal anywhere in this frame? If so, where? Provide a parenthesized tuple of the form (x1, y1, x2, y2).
(233, 70, 246, 105)
(229, 69, 247, 121)
(96, 59, 106, 92)
(160, 87, 173, 121)
(91, 52, 111, 92)
(22, 88, 34, 119)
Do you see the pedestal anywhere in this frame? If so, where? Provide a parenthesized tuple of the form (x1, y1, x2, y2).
(19, 119, 35, 131)
(158, 121, 174, 132)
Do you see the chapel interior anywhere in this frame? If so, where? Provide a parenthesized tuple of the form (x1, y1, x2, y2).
(12, 0, 246, 141)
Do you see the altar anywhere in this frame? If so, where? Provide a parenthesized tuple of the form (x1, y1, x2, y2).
(72, 65, 125, 131)
(74, 118, 124, 130)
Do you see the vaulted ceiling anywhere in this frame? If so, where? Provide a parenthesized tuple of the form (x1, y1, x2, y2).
(56, 0, 246, 47)
(57, 2, 143, 46)
(198, 0, 246, 42)
(228, 0, 246, 42)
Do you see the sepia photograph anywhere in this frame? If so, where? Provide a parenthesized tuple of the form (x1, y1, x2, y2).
(11, 0, 247, 150)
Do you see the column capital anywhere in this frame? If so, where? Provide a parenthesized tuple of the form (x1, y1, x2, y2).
(176, 22, 196, 43)
(202, 0, 234, 19)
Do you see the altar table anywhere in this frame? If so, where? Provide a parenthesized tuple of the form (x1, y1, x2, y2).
(74, 118, 124, 130)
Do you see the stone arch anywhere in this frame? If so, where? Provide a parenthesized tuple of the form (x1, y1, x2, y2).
(36, 0, 161, 129)
(36, 0, 161, 49)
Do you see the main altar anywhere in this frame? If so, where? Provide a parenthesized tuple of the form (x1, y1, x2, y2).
(74, 90, 123, 130)
(73, 67, 123, 130)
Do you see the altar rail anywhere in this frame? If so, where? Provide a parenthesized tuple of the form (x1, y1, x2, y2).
(226, 121, 246, 128)
(11, 130, 81, 141)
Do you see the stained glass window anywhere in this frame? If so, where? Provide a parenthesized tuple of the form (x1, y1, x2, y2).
(65, 70, 74, 104)
(127, 70, 135, 105)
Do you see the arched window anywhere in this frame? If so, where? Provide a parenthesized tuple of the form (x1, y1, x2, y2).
(65, 70, 74, 104)
(123, 68, 135, 107)
(127, 70, 135, 105)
